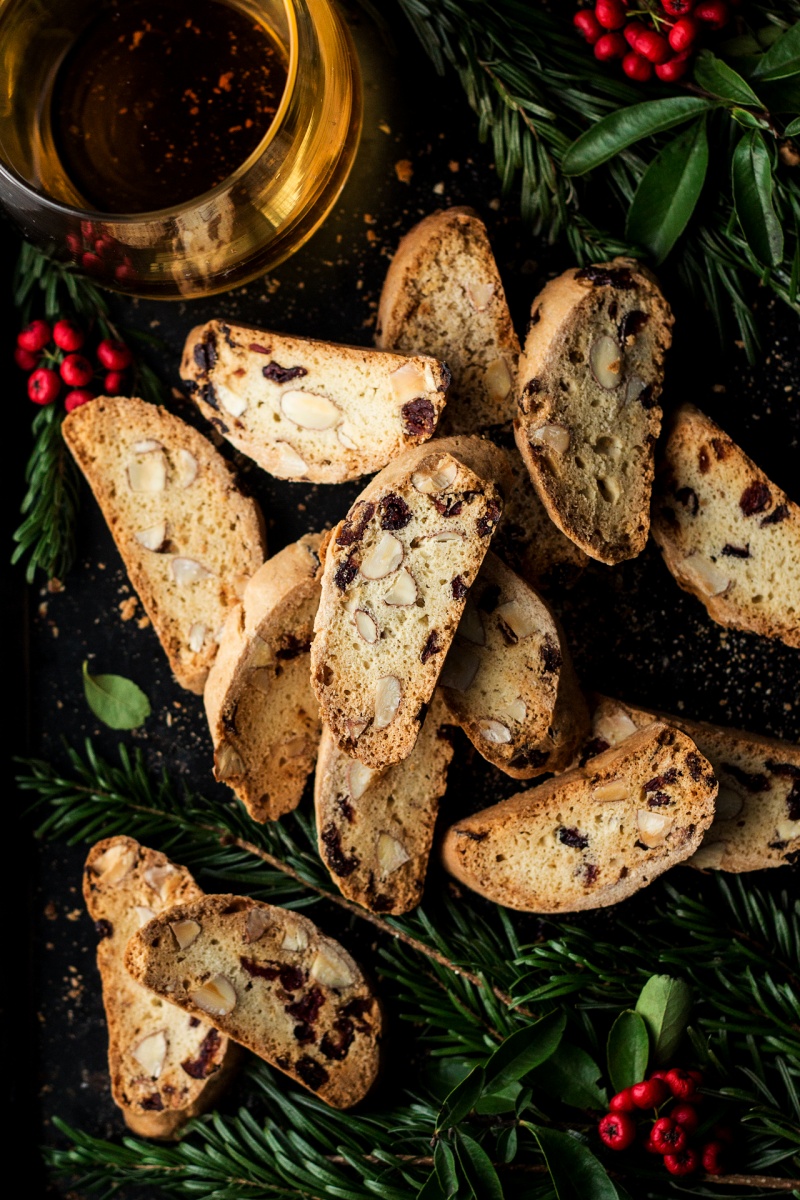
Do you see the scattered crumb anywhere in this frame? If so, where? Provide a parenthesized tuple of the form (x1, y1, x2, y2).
(488, 197, 501, 210)
(378, 121, 391, 134)
(47, 578, 65, 594)
(119, 597, 138, 621)
(448, 160, 459, 172)
(432, 181, 445, 195)
(66, 908, 82, 923)
(137, 615, 151, 630)
(394, 159, 413, 184)
(44, 901, 57, 921)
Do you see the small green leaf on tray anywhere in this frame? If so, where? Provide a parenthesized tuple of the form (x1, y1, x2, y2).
(529, 1126, 619, 1200)
(561, 97, 713, 175)
(752, 20, 800, 82)
(635, 975, 692, 1065)
(693, 50, 764, 107)
(627, 119, 709, 263)
(455, 1132, 505, 1200)
(785, 116, 800, 136)
(532, 1042, 608, 1111)
(607, 1010, 649, 1093)
(82, 661, 151, 730)
(732, 130, 785, 266)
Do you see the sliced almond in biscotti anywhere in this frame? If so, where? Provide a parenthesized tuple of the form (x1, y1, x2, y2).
(83, 837, 239, 1138)
(125, 894, 381, 1109)
(376, 207, 520, 433)
(204, 534, 323, 823)
(63, 397, 265, 693)
(311, 437, 508, 769)
(180, 320, 450, 483)
(584, 694, 800, 873)
(441, 722, 716, 912)
(651, 403, 800, 648)
(315, 696, 455, 914)
(438, 551, 589, 778)
(514, 258, 673, 565)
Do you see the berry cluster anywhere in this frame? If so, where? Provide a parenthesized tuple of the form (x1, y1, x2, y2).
(16, 319, 133, 412)
(598, 1068, 733, 1177)
(65, 222, 136, 285)
(573, 1, 738, 83)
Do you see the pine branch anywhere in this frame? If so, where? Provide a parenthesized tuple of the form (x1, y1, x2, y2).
(11, 403, 80, 585)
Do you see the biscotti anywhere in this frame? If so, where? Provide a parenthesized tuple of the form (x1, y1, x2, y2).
(63, 396, 265, 693)
(314, 697, 455, 914)
(441, 722, 717, 912)
(311, 437, 507, 769)
(204, 534, 322, 823)
(125, 894, 381, 1109)
(180, 320, 450, 483)
(83, 838, 239, 1138)
(651, 404, 800, 648)
(376, 207, 520, 432)
(438, 551, 589, 778)
(585, 695, 800, 872)
(514, 258, 673, 564)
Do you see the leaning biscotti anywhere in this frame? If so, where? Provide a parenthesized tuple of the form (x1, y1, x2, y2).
(376, 207, 520, 433)
(204, 535, 322, 823)
(438, 551, 589, 778)
(441, 722, 717, 912)
(125, 894, 381, 1109)
(651, 404, 800, 648)
(63, 396, 265, 693)
(180, 320, 450, 483)
(310, 437, 507, 769)
(83, 838, 239, 1138)
(585, 695, 800, 872)
(514, 258, 673, 564)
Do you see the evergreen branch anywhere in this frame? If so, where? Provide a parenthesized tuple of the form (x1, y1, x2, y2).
(11, 403, 80, 585)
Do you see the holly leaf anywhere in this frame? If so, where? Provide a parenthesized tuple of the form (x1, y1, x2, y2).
(529, 1127, 619, 1200)
(455, 1132, 505, 1200)
(693, 50, 764, 107)
(483, 1011, 565, 1091)
(752, 19, 800, 81)
(607, 1010, 649, 1093)
(635, 975, 692, 1064)
(561, 97, 713, 175)
(732, 131, 785, 266)
(626, 119, 708, 263)
(531, 1043, 608, 1111)
(437, 1066, 485, 1130)
(82, 661, 151, 730)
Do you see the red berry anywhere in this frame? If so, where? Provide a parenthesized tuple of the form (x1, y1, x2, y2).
(623, 51, 654, 80)
(635, 29, 672, 62)
(64, 388, 95, 413)
(609, 1088, 637, 1113)
(103, 370, 126, 396)
(656, 52, 692, 81)
(574, 10, 604, 43)
(27, 367, 61, 405)
(665, 1068, 699, 1101)
(644, 1135, 662, 1155)
(17, 319, 51, 353)
(662, 0, 695, 13)
(663, 1147, 701, 1176)
(66, 232, 83, 256)
(114, 263, 138, 284)
(598, 1112, 637, 1151)
(80, 219, 96, 238)
(631, 1078, 669, 1109)
(53, 319, 85, 352)
(97, 338, 133, 370)
(650, 1117, 688, 1155)
(14, 346, 39, 371)
(594, 31, 627, 60)
(694, 0, 730, 28)
(94, 236, 118, 259)
(649, 1070, 670, 1081)
(669, 16, 699, 51)
(701, 1141, 726, 1175)
(687, 1069, 704, 1084)
(81, 251, 104, 274)
(671, 1103, 700, 1134)
(624, 20, 648, 49)
(60, 353, 94, 387)
(595, 0, 627, 30)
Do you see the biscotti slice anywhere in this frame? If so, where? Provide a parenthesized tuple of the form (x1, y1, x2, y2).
(125, 894, 381, 1109)
(315, 697, 455, 914)
(311, 437, 507, 769)
(651, 404, 800, 648)
(376, 207, 520, 433)
(514, 257, 673, 564)
(438, 552, 589, 779)
(204, 534, 322, 822)
(441, 722, 717, 912)
(84, 838, 239, 1138)
(180, 320, 450, 483)
(585, 695, 800, 872)
(63, 396, 265, 693)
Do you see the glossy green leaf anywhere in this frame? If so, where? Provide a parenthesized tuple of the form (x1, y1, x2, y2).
(418, 1171, 447, 1200)
(456, 1132, 505, 1200)
(607, 1010, 649, 1093)
(82, 661, 151, 730)
(626, 119, 708, 263)
(761, 75, 800, 112)
(497, 1126, 518, 1164)
(786, 116, 800, 135)
(529, 1126, 619, 1200)
(474, 1081, 522, 1115)
(483, 1011, 565, 1091)
(437, 1066, 485, 1130)
(752, 19, 800, 81)
(731, 107, 771, 129)
(732, 131, 785, 266)
(561, 97, 712, 175)
(434, 1141, 459, 1198)
(532, 1043, 608, 1110)
(635, 975, 692, 1064)
(693, 50, 764, 106)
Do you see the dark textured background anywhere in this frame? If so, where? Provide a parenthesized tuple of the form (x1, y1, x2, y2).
(6, 7, 799, 1194)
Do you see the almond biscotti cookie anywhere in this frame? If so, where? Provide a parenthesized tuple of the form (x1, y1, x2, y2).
(651, 404, 800, 648)
(181, 320, 450, 483)
(84, 838, 239, 1138)
(125, 894, 381, 1109)
(441, 722, 717, 912)
(514, 258, 673, 564)
(63, 396, 265, 693)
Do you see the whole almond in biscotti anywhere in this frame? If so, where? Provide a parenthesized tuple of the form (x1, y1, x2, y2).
(63, 396, 265, 693)
(180, 320, 450, 483)
(651, 403, 800, 649)
(125, 894, 381, 1110)
(514, 258, 674, 565)
(83, 838, 240, 1138)
(438, 551, 589, 779)
(204, 534, 323, 823)
(441, 722, 717, 913)
(583, 695, 800, 873)
(376, 207, 520, 433)
(310, 436, 508, 769)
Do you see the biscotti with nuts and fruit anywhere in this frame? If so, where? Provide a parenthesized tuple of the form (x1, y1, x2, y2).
(63, 396, 265, 693)
(314, 696, 455, 914)
(438, 551, 589, 778)
(514, 258, 673, 565)
(376, 207, 520, 433)
(180, 320, 450, 483)
(441, 722, 717, 912)
(651, 403, 800, 648)
(84, 837, 239, 1138)
(204, 534, 323, 823)
(310, 436, 507, 769)
(585, 695, 800, 872)
(125, 894, 381, 1109)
